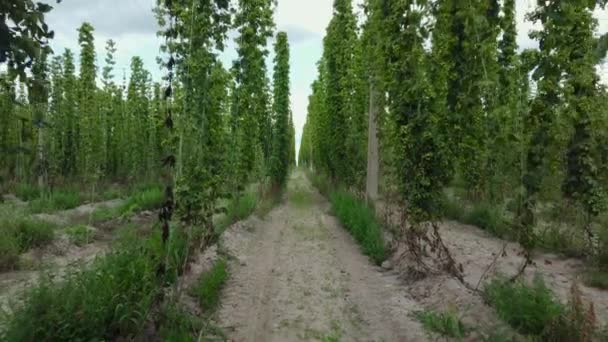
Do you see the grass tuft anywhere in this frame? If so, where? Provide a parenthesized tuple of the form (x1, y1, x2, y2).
(0, 234, 20, 271)
(118, 186, 164, 216)
(0, 225, 190, 341)
(585, 228, 608, 289)
(191, 258, 228, 312)
(538, 226, 585, 258)
(229, 192, 257, 222)
(156, 303, 227, 342)
(65, 225, 95, 246)
(308, 172, 333, 196)
(14, 183, 42, 201)
(329, 189, 387, 265)
(0, 214, 58, 271)
(13, 218, 56, 251)
(464, 203, 511, 238)
(441, 194, 513, 239)
(584, 269, 608, 289)
(415, 308, 467, 339)
(216, 191, 258, 234)
(91, 205, 117, 223)
(441, 193, 466, 222)
(483, 276, 563, 336)
(29, 190, 82, 214)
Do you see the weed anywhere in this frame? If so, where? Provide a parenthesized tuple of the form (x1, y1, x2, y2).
(118, 186, 164, 216)
(309, 172, 333, 196)
(320, 327, 342, 342)
(14, 183, 42, 201)
(415, 308, 467, 339)
(595, 227, 608, 270)
(478, 325, 520, 342)
(229, 192, 257, 222)
(13, 219, 56, 251)
(91, 205, 118, 223)
(484, 276, 563, 336)
(156, 302, 226, 342)
(543, 282, 598, 342)
(256, 190, 280, 218)
(440, 195, 512, 239)
(0, 226, 190, 341)
(156, 303, 202, 342)
(0, 207, 54, 270)
(441, 193, 466, 222)
(0, 234, 20, 271)
(98, 187, 124, 201)
(538, 226, 585, 258)
(191, 258, 228, 312)
(584, 228, 608, 289)
(29, 190, 82, 214)
(66, 225, 94, 246)
(464, 203, 511, 238)
(584, 269, 608, 289)
(329, 189, 387, 264)
(215, 191, 258, 236)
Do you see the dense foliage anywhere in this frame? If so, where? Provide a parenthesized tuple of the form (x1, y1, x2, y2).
(300, 0, 608, 261)
(1, 0, 295, 212)
(270, 32, 292, 189)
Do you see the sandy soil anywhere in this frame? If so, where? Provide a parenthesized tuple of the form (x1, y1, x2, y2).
(383, 211, 608, 337)
(0, 198, 133, 313)
(0, 239, 108, 313)
(216, 171, 427, 342)
(33, 198, 124, 226)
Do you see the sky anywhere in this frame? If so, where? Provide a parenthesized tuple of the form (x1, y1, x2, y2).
(43, 0, 608, 158)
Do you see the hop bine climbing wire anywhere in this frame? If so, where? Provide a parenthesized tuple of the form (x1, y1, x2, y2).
(158, 0, 177, 275)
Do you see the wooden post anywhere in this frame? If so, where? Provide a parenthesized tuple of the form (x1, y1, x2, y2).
(366, 81, 379, 204)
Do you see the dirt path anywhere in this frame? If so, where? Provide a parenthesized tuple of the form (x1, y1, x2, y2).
(217, 171, 427, 342)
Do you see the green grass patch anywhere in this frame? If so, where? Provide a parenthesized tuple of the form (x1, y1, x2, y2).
(98, 187, 124, 201)
(91, 205, 118, 223)
(320, 321, 342, 342)
(156, 303, 226, 341)
(329, 189, 387, 265)
(441, 194, 512, 239)
(537, 226, 585, 258)
(584, 228, 608, 289)
(464, 203, 511, 238)
(595, 227, 608, 270)
(308, 172, 333, 196)
(415, 308, 467, 340)
(191, 258, 228, 312)
(117, 186, 164, 216)
(65, 225, 95, 246)
(0, 234, 20, 271)
(89, 186, 164, 222)
(28, 190, 83, 214)
(228, 191, 257, 222)
(156, 304, 202, 341)
(441, 192, 466, 222)
(215, 191, 259, 235)
(584, 268, 608, 289)
(485, 275, 607, 341)
(14, 183, 42, 201)
(0, 224, 190, 341)
(0, 215, 57, 271)
(289, 188, 313, 209)
(483, 276, 563, 337)
(12, 218, 56, 251)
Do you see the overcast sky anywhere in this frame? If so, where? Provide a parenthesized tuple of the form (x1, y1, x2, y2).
(43, 0, 608, 157)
